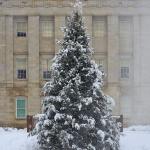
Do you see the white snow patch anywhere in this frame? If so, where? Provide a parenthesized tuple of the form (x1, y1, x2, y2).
(74, 0, 83, 15)
(0, 126, 150, 150)
(105, 95, 115, 112)
(97, 130, 105, 140)
(77, 103, 82, 111)
(120, 126, 150, 150)
(88, 144, 96, 150)
(44, 119, 51, 126)
(85, 97, 92, 105)
(101, 119, 106, 126)
(75, 123, 80, 130)
(87, 118, 95, 128)
(67, 115, 73, 120)
(0, 128, 38, 150)
(54, 113, 64, 121)
(81, 97, 93, 106)
(126, 125, 150, 132)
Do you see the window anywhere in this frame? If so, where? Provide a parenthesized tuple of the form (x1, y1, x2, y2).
(40, 20, 54, 37)
(93, 16, 107, 53)
(95, 59, 104, 72)
(16, 58, 27, 79)
(16, 22, 27, 37)
(93, 17, 106, 38)
(43, 71, 51, 79)
(16, 97, 26, 119)
(41, 59, 52, 80)
(95, 59, 106, 79)
(17, 70, 26, 79)
(121, 66, 129, 79)
(119, 17, 133, 53)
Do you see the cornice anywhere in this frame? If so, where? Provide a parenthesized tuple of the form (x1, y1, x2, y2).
(0, 0, 150, 8)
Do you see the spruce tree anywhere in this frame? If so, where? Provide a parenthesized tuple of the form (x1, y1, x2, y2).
(34, 1, 120, 149)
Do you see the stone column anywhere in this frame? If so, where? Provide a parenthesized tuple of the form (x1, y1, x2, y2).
(54, 16, 65, 54)
(107, 16, 120, 114)
(132, 16, 141, 125)
(0, 16, 6, 85)
(28, 16, 40, 115)
(0, 16, 7, 123)
(133, 16, 141, 86)
(6, 16, 14, 87)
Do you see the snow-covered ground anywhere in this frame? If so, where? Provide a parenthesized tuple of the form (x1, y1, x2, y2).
(0, 126, 150, 150)
(0, 128, 39, 150)
(120, 126, 150, 150)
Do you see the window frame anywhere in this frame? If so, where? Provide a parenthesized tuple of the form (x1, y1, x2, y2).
(93, 16, 107, 38)
(16, 97, 27, 119)
(40, 57, 52, 81)
(17, 69, 26, 79)
(120, 66, 129, 79)
(119, 16, 133, 53)
(43, 70, 51, 80)
(16, 21, 27, 38)
(40, 20, 54, 38)
(94, 56, 107, 83)
(15, 57, 27, 80)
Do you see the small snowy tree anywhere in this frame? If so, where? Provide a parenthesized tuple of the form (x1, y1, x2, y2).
(34, 0, 120, 149)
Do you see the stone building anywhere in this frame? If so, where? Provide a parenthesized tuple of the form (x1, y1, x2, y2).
(0, 0, 150, 127)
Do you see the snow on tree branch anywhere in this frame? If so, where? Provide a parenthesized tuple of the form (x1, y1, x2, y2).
(74, 0, 83, 15)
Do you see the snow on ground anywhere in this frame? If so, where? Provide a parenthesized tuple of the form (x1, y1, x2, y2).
(120, 126, 150, 150)
(0, 128, 39, 150)
(0, 126, 150, 150)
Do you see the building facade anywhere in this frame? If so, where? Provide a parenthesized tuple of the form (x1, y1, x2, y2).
(0, 0, 150, 127)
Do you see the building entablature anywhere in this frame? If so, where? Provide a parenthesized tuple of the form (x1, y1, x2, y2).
(1, 0, 150, 16)
(0, 0, 150, 8)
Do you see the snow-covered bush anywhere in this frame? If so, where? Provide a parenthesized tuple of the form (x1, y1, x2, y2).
(33, 0, 120, 149)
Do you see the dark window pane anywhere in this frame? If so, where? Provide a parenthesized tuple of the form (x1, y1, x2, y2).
(17, 69, 26, 79)
(17, 32, 26, 37)
(43, 71, 51, 79)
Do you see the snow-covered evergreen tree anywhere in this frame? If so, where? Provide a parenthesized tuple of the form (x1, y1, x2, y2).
(34, 0, 120, 149)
